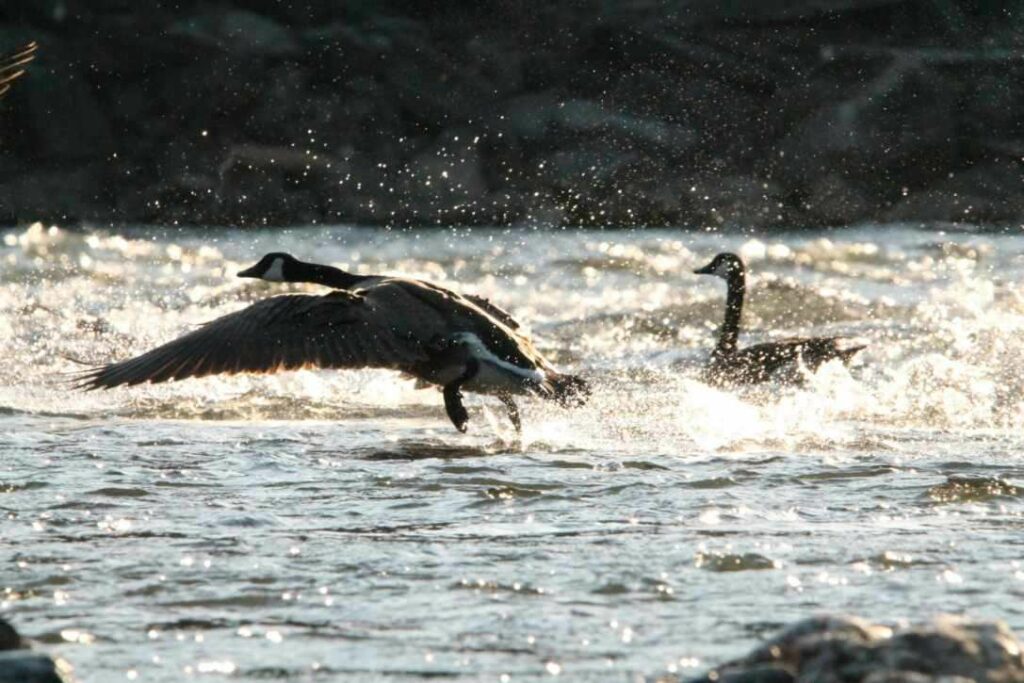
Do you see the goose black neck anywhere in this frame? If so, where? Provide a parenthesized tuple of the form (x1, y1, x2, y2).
(295, 262, 366, 290)
(717, 267, 745, 355)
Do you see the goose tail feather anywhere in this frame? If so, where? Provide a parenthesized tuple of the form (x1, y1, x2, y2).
(836, 344, 866, 365)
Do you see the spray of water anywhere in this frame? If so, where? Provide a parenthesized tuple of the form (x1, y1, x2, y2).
(3, 222, 1022, 455)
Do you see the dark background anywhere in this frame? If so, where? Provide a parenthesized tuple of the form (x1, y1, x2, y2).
(1, 0, 1022, 229)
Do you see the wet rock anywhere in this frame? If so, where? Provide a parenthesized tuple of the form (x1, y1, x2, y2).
(0, 619, 74, 683)
(168, 9, 299, 57)
(698, 176, 786, 228)
(885, 162, 1024, 226)
(801, 172, 871, 227)
(211, 142, 345, 224)
(680, 0, 911, 24)
(500, 94, 696, 155)
(682, 615, 1024, 683)
(0, 619, 24, 650)
(926, 476, 1023, 504)
(778, 59, 957, 194)
(22, 62, 114, 161)
(693, 550, 778, 572)
(301, 21, 393, 76)
(0, 651, 73, 683)
(2, 2, 1023, 227)
(0, 163, 112, 224)
(128, 171, 220, 225)
(960, 71, 1024, 144)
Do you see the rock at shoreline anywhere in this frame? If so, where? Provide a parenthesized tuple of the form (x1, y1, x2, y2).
(0, 619, 75, 683)
(680, 615, 1024, 683)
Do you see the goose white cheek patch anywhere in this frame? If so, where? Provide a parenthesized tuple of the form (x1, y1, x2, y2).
(263, 258, 285, 281)
(458, 333, 545, 383)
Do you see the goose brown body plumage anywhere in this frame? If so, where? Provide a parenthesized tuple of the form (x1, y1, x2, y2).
(694, 252, 865, 386)
(79, 253, 589, 433)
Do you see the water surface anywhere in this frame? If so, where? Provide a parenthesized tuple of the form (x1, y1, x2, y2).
(3, 223, 1024, 681)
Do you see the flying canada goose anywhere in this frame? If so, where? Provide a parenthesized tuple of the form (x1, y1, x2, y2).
(0, 42, 37, 98)
(693, 252, 865, 386)
(78, 253, 589, 433)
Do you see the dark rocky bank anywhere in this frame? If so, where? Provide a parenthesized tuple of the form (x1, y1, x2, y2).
(680, 615, 1024, 683)
(1, 1, 1022, 229)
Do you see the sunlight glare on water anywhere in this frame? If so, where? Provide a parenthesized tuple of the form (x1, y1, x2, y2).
(3, 222, 1024, 681)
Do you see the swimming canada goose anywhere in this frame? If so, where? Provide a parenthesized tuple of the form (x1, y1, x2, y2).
(0, 42, 37, 98)
(79, 253, 589, 433)
(693, 252, 865, 385)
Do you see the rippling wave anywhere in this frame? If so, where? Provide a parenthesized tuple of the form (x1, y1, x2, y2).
(3, 222, 1024, 681)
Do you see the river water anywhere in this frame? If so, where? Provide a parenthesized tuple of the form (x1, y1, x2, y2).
(2, 222, 1023, 681)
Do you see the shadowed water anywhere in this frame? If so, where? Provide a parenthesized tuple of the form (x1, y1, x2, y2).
(3, 223, 1024, 681)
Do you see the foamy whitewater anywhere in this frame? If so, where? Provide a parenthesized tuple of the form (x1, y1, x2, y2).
(2, 223, 1023, 681)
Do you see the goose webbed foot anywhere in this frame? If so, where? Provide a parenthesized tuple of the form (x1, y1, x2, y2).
(443, 358, 479, 433)
(499, 394, 522, 434)
(443, 384, 469, 432)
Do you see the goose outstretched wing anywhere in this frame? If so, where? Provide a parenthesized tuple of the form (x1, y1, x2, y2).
(78, 292, 431, 389)
(381, 279, 545, 371)
(0, 42, 37, 98)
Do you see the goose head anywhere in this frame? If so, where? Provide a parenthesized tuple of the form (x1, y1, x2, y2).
(694, 252, 744, 280)
(238, 253, 302, 282)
